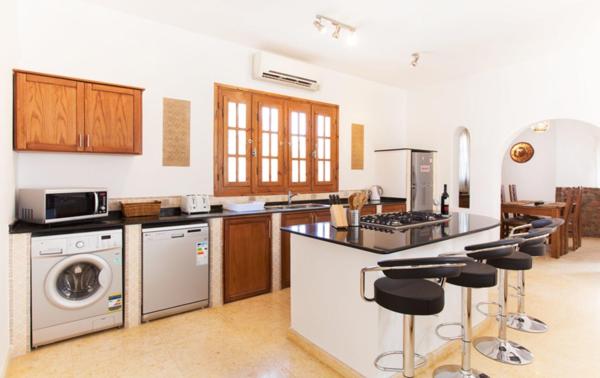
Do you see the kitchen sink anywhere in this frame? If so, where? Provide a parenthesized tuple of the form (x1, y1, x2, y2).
(265, 203, 329, 210)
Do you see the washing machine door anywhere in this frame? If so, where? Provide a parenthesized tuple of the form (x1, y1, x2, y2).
(45, 254, 112, 310)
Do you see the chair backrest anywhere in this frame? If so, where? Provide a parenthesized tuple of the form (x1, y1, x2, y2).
(563, 189, 574, 226)
(573, 187, 583, 220)
(377, 256, 470, 280)
(509, 184, 518, 202)
(500, 185, 506, 203)
(464, 238, 520, 260)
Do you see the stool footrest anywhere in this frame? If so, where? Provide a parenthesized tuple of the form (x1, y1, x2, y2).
(475, 301, 501, 318)
(434, 322, 464, 341)
(374, 351, 427, 373)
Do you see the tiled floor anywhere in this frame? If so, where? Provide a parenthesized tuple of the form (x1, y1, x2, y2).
(8, 238, 600, 377)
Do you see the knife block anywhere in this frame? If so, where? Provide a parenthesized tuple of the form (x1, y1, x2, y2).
(330, 205, 348, 228)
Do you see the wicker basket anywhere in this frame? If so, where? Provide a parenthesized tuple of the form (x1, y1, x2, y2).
(121, 200, 162, 218)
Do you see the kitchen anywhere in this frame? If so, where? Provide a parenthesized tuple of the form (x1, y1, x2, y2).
(2, 1, 600, 377)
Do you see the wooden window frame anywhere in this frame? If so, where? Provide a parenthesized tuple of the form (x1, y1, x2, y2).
(214, 83, 339, 196)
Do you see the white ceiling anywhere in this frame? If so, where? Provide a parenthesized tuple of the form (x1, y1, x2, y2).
(82, 0, 589, 88)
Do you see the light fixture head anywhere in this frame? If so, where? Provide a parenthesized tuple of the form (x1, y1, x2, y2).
(332, 24, 341, 39)
(313, 19, 324, 32)
(411, 53, 420, 67)
(531, 121, 550, 133)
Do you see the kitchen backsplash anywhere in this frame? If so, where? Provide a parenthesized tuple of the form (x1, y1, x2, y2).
(108, 191, 361, 212)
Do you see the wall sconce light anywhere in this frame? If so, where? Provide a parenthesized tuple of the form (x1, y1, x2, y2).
(531, 121, 550, 133)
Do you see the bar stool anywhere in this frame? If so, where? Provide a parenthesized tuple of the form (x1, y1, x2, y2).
(473, 248, 534, 365)
(507, 218, 564, 333)
(433, 239, 517, 378)
(360, 256, 470, 378)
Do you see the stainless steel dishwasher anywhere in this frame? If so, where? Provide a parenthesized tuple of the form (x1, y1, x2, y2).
(142, 223, 209, 321)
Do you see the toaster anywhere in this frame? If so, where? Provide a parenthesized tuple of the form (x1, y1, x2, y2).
(180, 194, 211, 214)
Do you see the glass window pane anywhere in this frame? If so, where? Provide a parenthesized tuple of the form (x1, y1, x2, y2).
(299, 113, 307, 135)
(262, 107, 270, 131)
(270, 108, 278, 132)
(292, 160, 299, 183)
(325, 139, 331, 159)
(325, 161, 331, 181)
(300, 160, 306, 182)
(238, 103, 246, 129)
(291, 136, 299, 158)
(325, 116, 331, 137)
(317, 115, 324, 136)
(238, 158, 246, 182)
(271, 159, 278, 182)
(318, 161, 324, 182)
(262, 133, 269, 157)
(238, 130, 246, 155)
(227, 130, 237, 155)
(228, 102, 236, 128)
(318, 138, 324, 159)
(271, 134, 278, 157)
(291, 112, 298, 135)
(262, 158, 269, 182)
(299, 137, 306, 159)
(227, 157, 236, 182)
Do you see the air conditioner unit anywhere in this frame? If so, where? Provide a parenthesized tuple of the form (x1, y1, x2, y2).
(252, 52, 320, 91)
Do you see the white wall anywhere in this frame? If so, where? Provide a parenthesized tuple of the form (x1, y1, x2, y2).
(406, 0, 600, 218)
(0, 0, 17, 372)
(502, 127, 557, 202)
(502, 120, 600, 202)
(14, 0, 407, 198)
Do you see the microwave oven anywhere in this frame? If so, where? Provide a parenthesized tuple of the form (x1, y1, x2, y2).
(17, 188, 109, 224)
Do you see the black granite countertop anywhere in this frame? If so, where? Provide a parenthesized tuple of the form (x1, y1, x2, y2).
(280, 213, 500, 254)
(9, 197, 405, 235)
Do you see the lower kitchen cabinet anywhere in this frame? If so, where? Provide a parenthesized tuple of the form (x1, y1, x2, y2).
(381, 203, 406, 213)
(281, 211, 314, 288)
(223, 215, 272, 303)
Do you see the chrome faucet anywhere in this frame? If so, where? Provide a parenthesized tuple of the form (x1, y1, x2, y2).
(287, 190, 299, 205)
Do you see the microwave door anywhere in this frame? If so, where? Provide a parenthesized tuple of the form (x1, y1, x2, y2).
(46, 192, 97, 220)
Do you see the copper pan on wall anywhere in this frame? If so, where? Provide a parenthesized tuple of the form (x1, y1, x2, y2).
(510, 142, 535, 163)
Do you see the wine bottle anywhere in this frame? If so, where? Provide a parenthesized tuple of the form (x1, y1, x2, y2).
(441, 184, 450, 216)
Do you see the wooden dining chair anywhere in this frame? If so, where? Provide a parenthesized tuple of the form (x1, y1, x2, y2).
(562, 189, 574, 253)
(570, 187, 583, 250)
(508, 184, 518, 202)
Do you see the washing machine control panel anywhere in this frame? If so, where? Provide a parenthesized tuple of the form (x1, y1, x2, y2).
(32, 229, 123, 257)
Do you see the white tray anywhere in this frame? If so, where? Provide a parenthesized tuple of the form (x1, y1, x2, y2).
(223, 201, 266, 212)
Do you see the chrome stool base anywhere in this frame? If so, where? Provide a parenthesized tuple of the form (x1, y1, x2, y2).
(473, 336, 534, 365)
(433, 364, 489, 378)
(507, 312, 548, 333)
(374, 351, 426, 373)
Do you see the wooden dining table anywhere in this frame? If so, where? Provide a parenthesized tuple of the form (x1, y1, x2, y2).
(501, 201, 566, 258)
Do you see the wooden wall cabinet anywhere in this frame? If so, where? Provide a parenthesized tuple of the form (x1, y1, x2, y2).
(223, 215, 272, 303)
(14, 70, 143, 154)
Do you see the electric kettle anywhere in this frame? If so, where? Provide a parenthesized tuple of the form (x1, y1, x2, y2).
(368, 185, 383, 202)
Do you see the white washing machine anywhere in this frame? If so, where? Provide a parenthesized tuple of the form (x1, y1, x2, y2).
(31, 228, 124, 347)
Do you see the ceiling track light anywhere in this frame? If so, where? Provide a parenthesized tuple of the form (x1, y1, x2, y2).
(411, 53, 420, 67)
(313, 15, 356, 44)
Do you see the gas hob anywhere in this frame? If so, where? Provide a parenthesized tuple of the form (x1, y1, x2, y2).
(360, 212, 449, 231)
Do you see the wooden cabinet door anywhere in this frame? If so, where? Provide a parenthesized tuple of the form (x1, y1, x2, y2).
(84, 83, 142, 154)
(313, 209, 331, 222)
(14, 72, 84, 152)
(224, 215, 272, 303)
(281, 211, 313, 288)
(382, 203, 407, 213)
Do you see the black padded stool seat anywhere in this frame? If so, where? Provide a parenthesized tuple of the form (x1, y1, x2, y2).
(487, 251, 532, 271)
(520, 243, 547, 256)
(447, 261, 497, 288)
(464, 238, 521, 260)
(531, 218, 564, 229)
(374, 278, 444, 316)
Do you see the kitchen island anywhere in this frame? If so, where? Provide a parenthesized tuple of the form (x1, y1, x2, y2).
(281, 212, 499, 377)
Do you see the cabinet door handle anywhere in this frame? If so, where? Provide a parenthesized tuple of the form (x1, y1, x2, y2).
(86, 135, 91, 148)
(78, 134, 83, 148)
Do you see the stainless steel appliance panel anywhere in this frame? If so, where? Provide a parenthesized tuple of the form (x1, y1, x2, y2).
(142, 223, 209, 320)
(411, 152, 434, 211)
